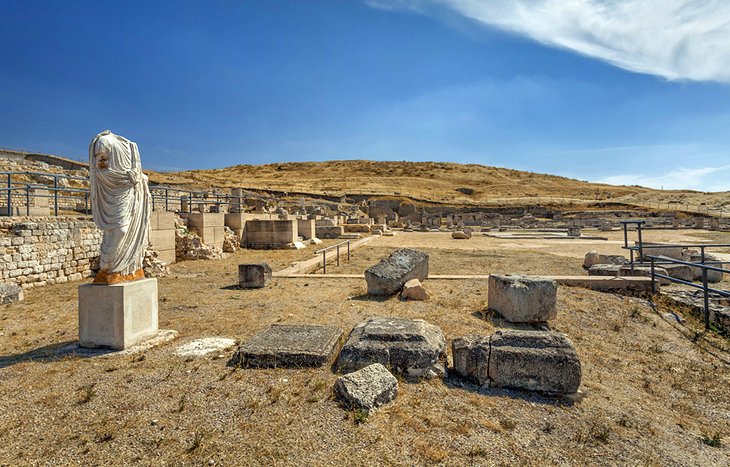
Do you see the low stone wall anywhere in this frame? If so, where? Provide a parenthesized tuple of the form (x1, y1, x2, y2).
(0, 216, 102, 288)
(243, 219, 297, 249)
(180, 213, 225, 250)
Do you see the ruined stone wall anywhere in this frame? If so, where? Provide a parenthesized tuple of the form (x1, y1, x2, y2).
(0, 216, 102, 288)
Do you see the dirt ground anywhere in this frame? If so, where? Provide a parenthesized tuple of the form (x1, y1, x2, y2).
(1, 229, 729, 466)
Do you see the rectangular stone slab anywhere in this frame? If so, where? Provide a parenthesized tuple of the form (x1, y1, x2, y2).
(230, 324, 343, 368)
(78, 278, 159, 350)
(488, 330, 581, 394)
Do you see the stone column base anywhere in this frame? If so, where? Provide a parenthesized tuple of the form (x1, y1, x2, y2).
(78, 278, 159, 350)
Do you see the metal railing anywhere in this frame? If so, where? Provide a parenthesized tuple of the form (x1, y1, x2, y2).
(621, 220, 730, 329)
(315, 240, 351, 274)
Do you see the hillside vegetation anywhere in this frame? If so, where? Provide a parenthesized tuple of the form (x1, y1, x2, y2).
(148, 160, 728, 212)
(149, 160, 643, 200)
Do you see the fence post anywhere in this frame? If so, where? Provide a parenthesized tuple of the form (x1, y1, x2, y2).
(25, 185, 30, 216)
(53, 176, 59, 216)
(337, 244, 340, 267)
(347, 240, 350, 260)
(5, 173, 10, 217)
(322, 250, 327, 274)
(650, 257, 656, 294)
(702, 268, 710, 330)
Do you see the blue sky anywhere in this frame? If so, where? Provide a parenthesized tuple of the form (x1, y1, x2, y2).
(1, 0, 729, 191)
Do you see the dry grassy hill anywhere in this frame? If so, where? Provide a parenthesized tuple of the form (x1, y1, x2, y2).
(148, 160, 729, 213)
(149, 160, 644, 201)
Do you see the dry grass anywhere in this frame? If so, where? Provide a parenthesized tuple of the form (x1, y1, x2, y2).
(145, 159, 729, 212)
(0, 230, 729, 465)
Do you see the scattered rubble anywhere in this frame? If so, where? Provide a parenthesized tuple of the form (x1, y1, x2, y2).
(334, 363, 398, 411)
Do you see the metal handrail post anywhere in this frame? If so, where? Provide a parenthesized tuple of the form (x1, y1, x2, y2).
(702, 268, 710, 330)
(85, 192, 89, 214)
(25, 185, 30, 216)
(165, 188, 169, 211)
(650, 257, 656, 294)
(347, 240, 350, 260)
(5, 173, 10, 216)
(322, 250, 327, 274)
(337, 244, 340, 266)
(53, 176, 58, 216)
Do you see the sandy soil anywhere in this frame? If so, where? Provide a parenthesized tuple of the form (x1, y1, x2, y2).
(0, 230, 729, 465)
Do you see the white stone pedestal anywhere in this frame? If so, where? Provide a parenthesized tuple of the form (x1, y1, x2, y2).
(78, 278, 159, 350)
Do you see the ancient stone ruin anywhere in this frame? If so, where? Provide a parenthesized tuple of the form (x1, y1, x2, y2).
(229, 324, 343, 368)
(453, 330, 582, 394)
(336, 317, 447, 379)
(365, 248, 429, 296)
(488, 274, 558, 323)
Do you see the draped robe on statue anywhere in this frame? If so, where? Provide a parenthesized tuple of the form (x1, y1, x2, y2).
(89, 131, 151, 284)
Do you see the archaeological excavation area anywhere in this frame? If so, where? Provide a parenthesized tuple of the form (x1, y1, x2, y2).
(0, 151, 729, 465)
(0, 204, 730, 465)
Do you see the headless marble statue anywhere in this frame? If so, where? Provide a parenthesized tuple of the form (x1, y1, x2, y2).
(89, 131, 151, 284)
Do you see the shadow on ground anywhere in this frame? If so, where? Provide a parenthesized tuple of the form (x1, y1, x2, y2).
(0, 340, 115, 368)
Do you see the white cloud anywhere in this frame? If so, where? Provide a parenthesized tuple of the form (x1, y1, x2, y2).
(595, 165, 730, 191)
(368, 0, 730, 82)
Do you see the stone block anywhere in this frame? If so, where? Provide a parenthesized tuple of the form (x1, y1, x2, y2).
(365, 248, 429, 296)
(654, 257, 693, 282)
(317, 226, 345, 239)
(452, 230, 471, 239)
(488, 274, 557, 323)
(452, 334, 491, 385)
(583, 251, 625, 268)
(297, 219, 316, 240)
(229, 324, 343, 368)
(78, 278, 159, 350)
(238, 263, 272, 288)
(690, 254, 724, 283)
(0, 282, 23, 304)
(243, 219, 298, 249)
(488, 330, 581, 394)
(336, 317, 446, 379)
(150, 211, 176, 231)
(401, 278, 429, 301)
(343, 224, 371, 233)
(588, 264, 621, 276)
(335, 363, 398, 410)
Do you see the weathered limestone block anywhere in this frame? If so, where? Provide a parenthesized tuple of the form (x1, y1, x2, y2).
(229, 324, 343, 368)
(343, 224, 371, 233)
(567, 226, 581, 237)
(365, 248, 429, 296)
(655, 257, 693, 282)
(238, 263, 272, 288)
(78, 278, 159, 350)
(452, 230, 471, 239)
(488, 274, 557, 323)
(690, 254, 724, 283)
(587, 264, 621, 276)
(0, 282, 23, 304)
(451, 335, 491, 384)
(317, 226, 345, 239)
(336, 317, 446, 379)
(488, 330, 581, 394)
(334, 363, 398, 410)
(401, 278, 429, 301)
(583, 251, 626, 269)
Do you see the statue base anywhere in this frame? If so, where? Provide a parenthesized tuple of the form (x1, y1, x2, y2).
(78, 278, 158, 350)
